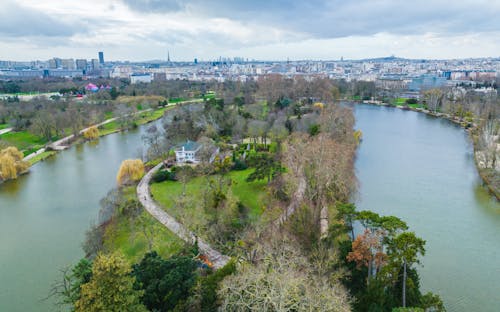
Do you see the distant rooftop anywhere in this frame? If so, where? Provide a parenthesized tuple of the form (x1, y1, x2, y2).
(176, 140, 201, 151)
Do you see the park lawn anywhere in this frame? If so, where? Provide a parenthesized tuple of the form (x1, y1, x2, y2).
(0, 130, 47, 152)
(150, 168, 269, 223)
(103, 187, 184, 263)
(98, 121, 120, 136)
(407, 103, 422, 109)
(28, 151, 57, 165)
(0, 124, 9, 130)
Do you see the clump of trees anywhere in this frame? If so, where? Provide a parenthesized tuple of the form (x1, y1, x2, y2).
(116, 159, 144, 186)
(0, 146, 29, 181)
(82, 126, 99, 140)
(75, 253, 147, 312)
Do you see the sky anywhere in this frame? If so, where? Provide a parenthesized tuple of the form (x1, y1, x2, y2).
(1, 0, 500, 62)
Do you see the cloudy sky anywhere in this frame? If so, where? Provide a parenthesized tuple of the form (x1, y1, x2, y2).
(1, 0, 500, 61)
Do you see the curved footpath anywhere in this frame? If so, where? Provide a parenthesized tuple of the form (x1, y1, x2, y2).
(137, 163, 230, 269)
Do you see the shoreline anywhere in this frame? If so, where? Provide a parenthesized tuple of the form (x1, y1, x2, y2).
(23, 99, 203, 165)
(354, 100, 499, 201)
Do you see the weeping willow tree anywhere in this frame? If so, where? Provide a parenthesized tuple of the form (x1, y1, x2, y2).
(116, 159, 144, 186)
(0, 146, 30, 182)
(83, 126, 99, 140)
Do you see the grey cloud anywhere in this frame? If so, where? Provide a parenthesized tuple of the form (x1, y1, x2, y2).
(122, 0, 500, 38)
(0, 1, 86, 37)
(122, 0, 184, 13)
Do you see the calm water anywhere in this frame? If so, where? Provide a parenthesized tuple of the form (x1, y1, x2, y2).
(0, 127, 149, 311)
(354, 104, 500, 312)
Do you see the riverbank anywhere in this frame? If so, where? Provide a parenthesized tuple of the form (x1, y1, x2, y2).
(355, 100, 498, 201)
(21, 99, 203, 166)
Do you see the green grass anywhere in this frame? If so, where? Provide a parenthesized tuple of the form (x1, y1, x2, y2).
(169, 97, 187, 103)
(98, 121, 120, 136)
(0, 124, 9, 130)
(28, 151, 56, 165)
(150, 169, 269, 223)
(0, 131, 47, 152)
(103, 187, 184, 263)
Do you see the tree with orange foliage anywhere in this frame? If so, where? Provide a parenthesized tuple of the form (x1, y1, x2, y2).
(116, 159, 144, 186)
(347, 229, 387, 284)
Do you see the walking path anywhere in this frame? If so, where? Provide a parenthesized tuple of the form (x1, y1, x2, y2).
(137, 163, 230, 269)
(0, 128, 12, 136)
(23, 99, 203, 161)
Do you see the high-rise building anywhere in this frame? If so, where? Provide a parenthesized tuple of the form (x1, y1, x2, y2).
(98, 51, 104, 64)
(91, 59, 100, 71)
(61, 59, 76, 70)
(76, 59, 87, 70)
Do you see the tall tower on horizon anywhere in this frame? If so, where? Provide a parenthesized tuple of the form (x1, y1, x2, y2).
(98, 51, 104, 64)
(167, 51, 171, 63)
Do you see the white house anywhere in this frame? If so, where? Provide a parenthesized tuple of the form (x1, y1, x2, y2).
(175, 140, 202, 163)
(174, 140, 219, 164)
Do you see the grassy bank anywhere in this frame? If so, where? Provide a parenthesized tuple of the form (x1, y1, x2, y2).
(103, 187, 184, 263)
(27, 151, 56, 165)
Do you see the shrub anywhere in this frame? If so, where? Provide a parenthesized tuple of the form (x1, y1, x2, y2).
(231, 159, 248, 171)
(152, 170, 176, 183)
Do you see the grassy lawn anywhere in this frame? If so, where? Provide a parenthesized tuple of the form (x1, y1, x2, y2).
(0, 124, 9, 130)
(103, 187, 184, 263)
(150, 168, 269, 225)
(0, 131, 47, 153)
(28, 151, 57, 165)
(98, 121, 120, 136)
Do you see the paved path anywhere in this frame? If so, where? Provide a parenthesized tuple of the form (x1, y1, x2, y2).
(0, 128, 12, 135)
(23, 100, 203, 161)
(137, 163, 230, 269)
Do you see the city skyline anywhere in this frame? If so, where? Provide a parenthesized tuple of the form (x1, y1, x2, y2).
(1, 0, 500, 62)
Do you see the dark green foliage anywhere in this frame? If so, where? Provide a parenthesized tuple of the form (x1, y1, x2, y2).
(231, 158, 248, 171)
(355, 278, 395, 312)
(196, 260, 237, 312)
(110, 87, 119, 100)
(405, 98, 418, 105)
(57, 258, 93, 308)
(393, 268, 422, 308)
(132, 251, 199, 312)
(246, 152, 282, 183)
(274, 97, 291, 110)
(308, 124, 320, 136)
(420, 292, 446, 311)
(152, 170, 176, 183)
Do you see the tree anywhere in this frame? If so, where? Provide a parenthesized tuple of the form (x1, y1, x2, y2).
(0, 146, 29, 181)
(116, 159, 144, 186)
(423, 89, 444, 112)
(246, 152, 282, 183)
(336, 203, 357, 239)
(387, 232, 426, 308)
(75, 253, 147, 312)
(219, 239, 351, 312)
(132, 251, 199, 312)
(52, 258, 93, 308)
(82, 126, 99, 140)
(347, 229, 387, 283)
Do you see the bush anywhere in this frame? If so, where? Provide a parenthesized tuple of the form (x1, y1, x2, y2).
(405, 98, 418, 105)
(231, 159, 248, 171)
(152, 170, 176, 183)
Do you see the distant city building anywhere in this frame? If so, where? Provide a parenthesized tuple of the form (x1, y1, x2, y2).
(91, 59, 100, 71)
(98, 51, 104, 64)
(61, 59, 76, 70)
(130, 73, 152, 84)
(408, 74, 447, 91)
(153, 72, 166, 81)
(76, 59, 87, 70)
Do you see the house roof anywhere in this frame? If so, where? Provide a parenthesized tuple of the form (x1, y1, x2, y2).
(176, 140, 201, 152)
